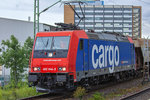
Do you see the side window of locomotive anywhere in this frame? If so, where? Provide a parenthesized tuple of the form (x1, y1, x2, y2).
(133, 45, 135, 50)
(80, 39, 83, 50)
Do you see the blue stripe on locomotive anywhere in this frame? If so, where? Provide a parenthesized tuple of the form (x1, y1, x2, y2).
(76, 39, 135, 71)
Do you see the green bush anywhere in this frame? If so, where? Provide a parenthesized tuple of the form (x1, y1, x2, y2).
(88, 92, 105, 100)
(73, 87, 86, 100)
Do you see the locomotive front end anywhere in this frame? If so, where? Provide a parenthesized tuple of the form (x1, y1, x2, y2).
(28, 32, 73, 92)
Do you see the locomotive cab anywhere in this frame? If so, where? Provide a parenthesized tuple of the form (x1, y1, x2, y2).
(28, 30, 88, 92)
(33, 36, 70, 72)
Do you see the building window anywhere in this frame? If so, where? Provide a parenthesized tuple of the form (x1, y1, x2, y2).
(85, 17, 94, 20)
(95, 8, 103, 10)
(123, 8, 132, 11)
(85, 7, 94, 10)
(114, 8, 122, 10)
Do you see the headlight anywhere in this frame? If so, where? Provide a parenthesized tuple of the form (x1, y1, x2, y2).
(34, 67, 38, 71)
(58, 67, 62, 71)
(33, 67, 40, 71)
(62, 67, 66, 71)
(58, 67, 66, 71)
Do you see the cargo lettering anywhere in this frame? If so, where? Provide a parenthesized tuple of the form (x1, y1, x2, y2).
(92, 44, 119, 73)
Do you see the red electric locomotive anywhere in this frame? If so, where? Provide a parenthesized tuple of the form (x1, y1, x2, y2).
(28, 23, 140, 92)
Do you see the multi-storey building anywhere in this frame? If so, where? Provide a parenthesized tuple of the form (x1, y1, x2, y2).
(64, 5, 141, 38)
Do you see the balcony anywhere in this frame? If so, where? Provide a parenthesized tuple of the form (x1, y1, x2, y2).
(95, 20, 103, 22)
(104, 15, 113, 17)
(123, 11, 132, 13)
(95, 24, 103, 27)
(114, 15, 123, 17)
(104, 20, 113, 22)
(95, 10, 103, 13)
(114, 10, 123, 13)
(85, 25, 94, 27)
(114, 20, 123, 22)
(114, 25, 123, 27)
(95, 15, 103, 17)
(104, 10, 113, 13)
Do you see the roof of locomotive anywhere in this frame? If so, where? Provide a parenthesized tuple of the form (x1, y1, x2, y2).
(86, 31, 130, 42)
(36, 30, 80, 36)
(40, 23, 130, 43)
(36, 30, 131, 43)
(36, 30, 88, 38)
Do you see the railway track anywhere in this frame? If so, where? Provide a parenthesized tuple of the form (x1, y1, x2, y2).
(120, 86, 150, 100)
(19, 93, 50, 100)
(87, 77, 142, 93)
(20, 77, 143, 100)
(19, 92, 70, 100)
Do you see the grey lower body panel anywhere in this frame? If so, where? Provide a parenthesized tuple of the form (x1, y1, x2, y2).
(76, 65, 135, 81)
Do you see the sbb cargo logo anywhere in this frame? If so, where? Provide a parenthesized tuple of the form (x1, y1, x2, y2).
(92, 44, 119, 73)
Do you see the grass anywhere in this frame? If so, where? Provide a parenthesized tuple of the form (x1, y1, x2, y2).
(88, 92, 105, 100)
(0, 80, 146, 100)
(87, 84, 145, 100)
(104, 84, 143, 99)
(0, 82, 42, 100)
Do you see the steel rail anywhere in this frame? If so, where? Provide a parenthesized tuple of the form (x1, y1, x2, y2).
(19, 93, 62, 100)
(120, 86, 150, 100)
(19, 91, 72, 100)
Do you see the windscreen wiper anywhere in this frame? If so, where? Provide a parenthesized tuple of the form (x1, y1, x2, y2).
(50, 37, 54, 49)
(41, 38, 46, 47)
(45, 38, 49, 47)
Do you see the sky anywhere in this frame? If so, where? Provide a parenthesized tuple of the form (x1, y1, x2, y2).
(0, 0, 150, 37)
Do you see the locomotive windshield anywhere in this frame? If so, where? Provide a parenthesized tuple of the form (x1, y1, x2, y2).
(33, 36, 70, 58)
(34, 36, 70, 50)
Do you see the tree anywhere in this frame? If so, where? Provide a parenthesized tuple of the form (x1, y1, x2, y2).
(23, 37, 34, 68)
(0, 35, 26, 88)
